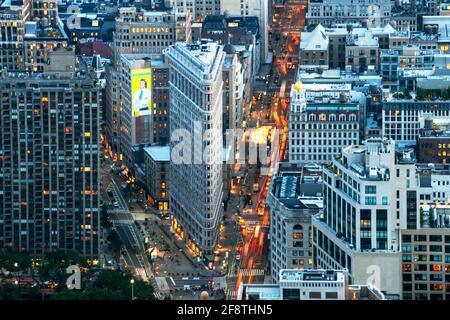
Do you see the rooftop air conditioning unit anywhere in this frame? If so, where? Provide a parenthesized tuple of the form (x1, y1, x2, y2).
(369, 167, 378, 177)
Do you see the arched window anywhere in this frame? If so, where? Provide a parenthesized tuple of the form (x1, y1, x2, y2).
(339, 114, 346, 121)
(319, 113, 326, 121)
(309, 114, 316, 121)
(349, 113, 356, 121)
(293, 224, 303, 230)
(329, 114, 336, 121)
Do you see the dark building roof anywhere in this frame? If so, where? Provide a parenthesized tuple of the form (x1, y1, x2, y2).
(271, 174, 323, 210)
(203, 15, 227, 31)
(223, 43, 236, 54)
(202, 14, 260, 37)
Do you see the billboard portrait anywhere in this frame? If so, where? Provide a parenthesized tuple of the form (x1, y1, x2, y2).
(132, 68, 152, 117)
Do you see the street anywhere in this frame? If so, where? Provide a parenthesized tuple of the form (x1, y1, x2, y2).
(220, 0, 308, 299)
(98, 0, 308, 300)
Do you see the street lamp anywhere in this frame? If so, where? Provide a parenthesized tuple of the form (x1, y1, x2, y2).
(130, 279, 135, 300)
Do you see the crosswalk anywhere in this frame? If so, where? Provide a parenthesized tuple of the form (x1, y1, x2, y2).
(243, 220, 260, 226)
(226, 289, 237, 300)
(153, 291, 164, 300)
(227, 268, 266, 277)
(110, 219, 133, 225)
(239, 269, 266, 277)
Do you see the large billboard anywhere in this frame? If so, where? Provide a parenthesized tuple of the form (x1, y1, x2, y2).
(131, 68, 152, 117)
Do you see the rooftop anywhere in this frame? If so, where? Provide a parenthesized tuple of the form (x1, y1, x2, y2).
(239, 285, 281, 300)
(305, 104, 359, 111)
(279, 269, 343, 282)
(144, 145, 170, 162)
(238, 269, 386, 300)
(330, 138, 400, 182)
(271, 172, 323, 210)
(300, 24, 328, 51)
(175, 40, 221, 70)
(23, 21, 68, 40)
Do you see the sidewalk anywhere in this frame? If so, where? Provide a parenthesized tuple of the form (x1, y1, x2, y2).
(139, 211, 225, 277)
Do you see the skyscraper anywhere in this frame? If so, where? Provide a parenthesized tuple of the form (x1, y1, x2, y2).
(166, 40, 225, 260)
(0, 48, 101, 257)
(312, 138, 420, 295)
(105, 6, 191, 162)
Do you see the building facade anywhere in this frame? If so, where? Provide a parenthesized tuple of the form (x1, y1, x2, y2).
(143, 145, 169, 212)
(306, 0, 392, 28)
(166, 41, 225, 259)
(401, 229, 450, 300)
(288, 80, 360, 165)
(267, 171, 323, 282)
(238, 269, 386, 300)
(105, 6, 191, 162)
(0, 50, 101, 257)
(312, 138, 420, 295)
(0, 0, 68, 73)
(382, 99, 450, 146)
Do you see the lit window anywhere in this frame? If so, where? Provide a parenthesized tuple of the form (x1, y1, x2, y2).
(293, 232, 303, 239)
(432, 264, 442, 271)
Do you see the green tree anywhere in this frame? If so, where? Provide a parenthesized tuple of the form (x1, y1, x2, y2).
(37, 250, 87, 291)
(86, 287, 125, 300)
(420, 207, 424, 227)
(429, 208, 435, 228)
(0, 283, 20, 300)
(107, 229, 122, 256)
(0, 250, 32, 272)
(416, 87, 423, 100)
(94, 270, 132, 299)
(49, 289, 88, 300)
(134, 280, 155, 300)
(402, 87, 412, 99)
(101, 204, 112, 230)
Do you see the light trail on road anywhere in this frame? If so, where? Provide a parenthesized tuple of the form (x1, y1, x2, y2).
(228, 0, 308, 300)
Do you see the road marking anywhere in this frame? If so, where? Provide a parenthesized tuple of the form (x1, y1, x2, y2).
(154, 291, 164, 300)
(110, 219, 133, 225)
(239, 269, 266, 277)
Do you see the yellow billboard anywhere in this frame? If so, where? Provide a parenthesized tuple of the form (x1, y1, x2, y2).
(131, 68, 152, 117)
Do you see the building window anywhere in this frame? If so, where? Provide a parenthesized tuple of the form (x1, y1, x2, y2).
(283, 289, 300, 300)
(365, 196, 377, 205)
